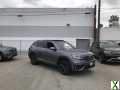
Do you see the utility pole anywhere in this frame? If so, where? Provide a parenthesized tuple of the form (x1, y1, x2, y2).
(94, 5, 96, 43)
(97, 0, 101, 47)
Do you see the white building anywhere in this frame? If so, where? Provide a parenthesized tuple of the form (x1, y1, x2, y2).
(100, 27, 120, 40)
(0, 8, 95, 52)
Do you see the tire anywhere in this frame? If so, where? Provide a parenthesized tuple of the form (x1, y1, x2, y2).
(0, 53, 3, 61)
(99, 54, 106, 64)
(0, 55, 2, 61)
(30, 53, 39, 65)
(58, 60, 71, 75)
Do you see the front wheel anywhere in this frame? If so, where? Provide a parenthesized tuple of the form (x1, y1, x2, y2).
(58, 60, 71, 75)
(0, 53, 3, 61)
(99, 54, 106, 64)
(0, 55, 2, 61)
(29, 53, 39, 65)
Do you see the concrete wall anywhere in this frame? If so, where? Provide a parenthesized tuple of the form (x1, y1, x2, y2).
(0, 26, 93, 38)
(0, 14, 93, 26)
(0, 8, 94, 51)
(0, 8, 94, 38)
(0, 8, 94, 26)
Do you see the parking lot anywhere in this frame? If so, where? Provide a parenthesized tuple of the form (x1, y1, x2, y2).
(0, 55, 120, 90)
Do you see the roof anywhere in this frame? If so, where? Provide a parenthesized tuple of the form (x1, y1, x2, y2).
(36, 40, 64, 42)
(0, 8, 94, 16)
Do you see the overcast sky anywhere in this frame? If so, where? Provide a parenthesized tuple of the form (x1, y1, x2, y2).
(0, 0, 120, 27)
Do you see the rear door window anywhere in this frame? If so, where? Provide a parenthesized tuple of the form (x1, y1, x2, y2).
(33, 41, 45, 48)
(46, 42, 55, 49)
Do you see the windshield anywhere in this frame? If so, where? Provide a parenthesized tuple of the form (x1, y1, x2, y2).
(55, 41, 75, 50)
(100, 41, 119, 48)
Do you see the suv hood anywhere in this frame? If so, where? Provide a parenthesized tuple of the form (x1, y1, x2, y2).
(60, 49, 94, 57)
(104, 47, 120, 52)
(0, 46, 15, 51)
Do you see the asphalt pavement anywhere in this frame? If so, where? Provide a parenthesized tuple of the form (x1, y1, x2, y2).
(0, 56, 120, 90)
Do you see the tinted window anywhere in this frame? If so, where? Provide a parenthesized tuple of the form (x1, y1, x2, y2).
(33, 41, 45, 48)
(54, 41, 75, 50)
(46, 42, 55, 49)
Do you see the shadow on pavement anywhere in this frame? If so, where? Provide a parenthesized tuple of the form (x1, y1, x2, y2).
(35, 61, 95, 76)
(105, 62, 120, 66)
(0, 57, 19, 63)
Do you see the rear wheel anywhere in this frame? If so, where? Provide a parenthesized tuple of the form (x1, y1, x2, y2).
(30, 53, 39, 65)
(58, 60, 71, 75)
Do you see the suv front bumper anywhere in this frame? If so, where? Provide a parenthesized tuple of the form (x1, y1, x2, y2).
(4, 50, 17, 59)
(104, 54, 120, 62)
(71, 60, 95, 72)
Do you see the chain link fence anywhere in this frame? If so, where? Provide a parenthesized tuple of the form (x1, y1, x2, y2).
(0, 39, 77, 56)
(0, 40, 35, 56)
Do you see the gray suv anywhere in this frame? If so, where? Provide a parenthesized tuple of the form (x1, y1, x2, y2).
(28, 40, 95, 74)
(0, 44, 17, 61)
(91, 40, 120, 63)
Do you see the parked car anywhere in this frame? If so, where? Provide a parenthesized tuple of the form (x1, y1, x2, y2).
(91, 40, 120, 63)
(0, 44, 17, 61)
(28, 40, 95, 75)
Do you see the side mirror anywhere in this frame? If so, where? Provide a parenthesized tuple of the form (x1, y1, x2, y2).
(49, 47, 56, 51)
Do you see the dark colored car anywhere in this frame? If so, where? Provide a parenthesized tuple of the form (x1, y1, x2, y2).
(28, 40, 95, 74)
(91, 40, 120, 63)
(0, 44, 17, 61)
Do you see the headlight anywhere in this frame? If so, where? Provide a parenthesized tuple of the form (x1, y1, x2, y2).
(72, 54, 82, 59)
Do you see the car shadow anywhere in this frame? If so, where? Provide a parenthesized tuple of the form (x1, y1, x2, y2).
(36, 62, 95, 76)
(104, 62, 120, 66)
(70, 70, 94, 76)
(37, 62, 58, 71)
(0, 57, 19, 63)
(97, 60, 120, 66)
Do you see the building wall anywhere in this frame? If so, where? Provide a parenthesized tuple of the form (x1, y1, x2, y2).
(0, 8, 94, 51)
(0, 26, 93, 38)
(0, 14, 93, 26)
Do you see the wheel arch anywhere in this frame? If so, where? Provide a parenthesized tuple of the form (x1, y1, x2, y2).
(0, 51, 3, 55)
(57, 56, 71, 65)
(0, 51, 4, 60)
(28, 51, 37, 58)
